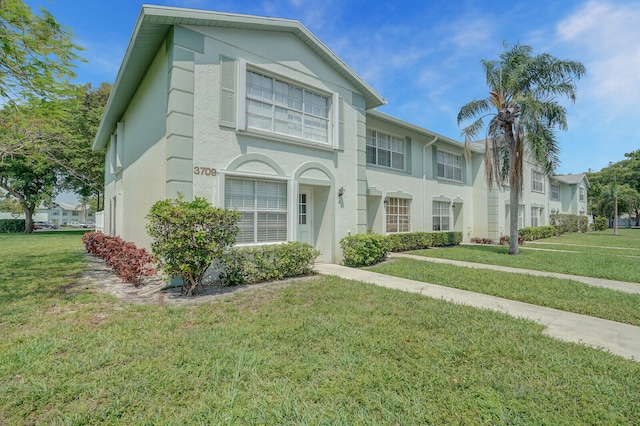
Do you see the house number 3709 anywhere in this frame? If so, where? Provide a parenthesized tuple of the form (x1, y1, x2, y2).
(193, 166, 217, 176)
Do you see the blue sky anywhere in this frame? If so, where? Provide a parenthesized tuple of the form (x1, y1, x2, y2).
(26, 0, 640, 176)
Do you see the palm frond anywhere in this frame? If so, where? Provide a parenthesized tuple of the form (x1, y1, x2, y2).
(457, 99, 491, 125)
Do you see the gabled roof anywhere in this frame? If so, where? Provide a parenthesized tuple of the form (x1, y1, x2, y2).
(553, 173, 590, 188)
(93, 5, 386, 150)
(54, 201, 82, 211)
(368, 110, 480, 152)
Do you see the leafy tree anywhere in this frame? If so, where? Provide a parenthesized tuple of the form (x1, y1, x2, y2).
(618, 185, 640, 228)
(0, 0, 82, 104)
(0, 192, 22, 216)
(0, 153, 56, 232)
(48, 83, 110, 208)
(587, 153, 640, 227)
(458, 43, 585, 254)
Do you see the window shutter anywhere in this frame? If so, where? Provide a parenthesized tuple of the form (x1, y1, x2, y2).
(332, 92, 340, 150)
(462, 155, 467, 183)
(432, 145, 438, 179)
(219, 55, 237, 128)
(338, 97, 345, 151)
(405, 136, 412, 174)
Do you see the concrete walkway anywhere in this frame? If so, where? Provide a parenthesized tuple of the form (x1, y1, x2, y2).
(314, 262, 640, 361)
(392, 252, 640, 294)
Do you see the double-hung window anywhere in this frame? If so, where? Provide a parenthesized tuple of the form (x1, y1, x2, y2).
(579, 187, 585, 202)
(246, 70, 329, 143)
(551, 183, 560, 200)
(518, 205, 525, 229)
(366, 130, 405, 170)
(531, 207, 542, 227)
(432, 201, 450, 231)
(385, 198, 410, 233)
(532, 170, 544, 193)
(225, 177, 288, 244)
(437, 150, 462, 181)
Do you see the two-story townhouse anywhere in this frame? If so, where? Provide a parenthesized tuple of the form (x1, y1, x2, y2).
(49, 202, 95, 226)
(92, 6, 588, 263)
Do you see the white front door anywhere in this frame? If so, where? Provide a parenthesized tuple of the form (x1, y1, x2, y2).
(297, 188, 314, 246)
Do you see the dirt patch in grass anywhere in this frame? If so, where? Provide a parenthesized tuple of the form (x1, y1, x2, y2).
(82, 254, 320, 307)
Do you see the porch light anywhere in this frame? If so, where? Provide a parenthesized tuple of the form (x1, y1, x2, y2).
(338, 187, 345, 198)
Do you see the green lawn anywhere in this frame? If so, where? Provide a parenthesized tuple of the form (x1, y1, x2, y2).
(1, 232, 640, 424)
(408, 241, 640, 283)
(536, 228, 640, 248)
(367, 258, 640, 326)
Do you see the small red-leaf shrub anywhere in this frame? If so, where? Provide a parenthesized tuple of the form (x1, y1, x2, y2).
(82, 232, 155, 286)
(499, 235, 525, 246)
(471, 237, 495, 244)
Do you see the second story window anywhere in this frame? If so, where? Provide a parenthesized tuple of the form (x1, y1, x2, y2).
(532, 170, 544, 193)
(246, 71, 329, 143)
(437, 150, 462, 181)
(366, 130, 405, 170)
(579, 187, 585, 202)
(551, 183, 560, 200)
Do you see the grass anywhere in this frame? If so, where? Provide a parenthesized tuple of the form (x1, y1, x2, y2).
(537, 228, 640, 249)
(367, 257, 640, 326)
(1, 232, 640, 424)
(408, 242, 640, 283)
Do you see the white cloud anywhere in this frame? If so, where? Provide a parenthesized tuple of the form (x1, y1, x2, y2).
(557, 1, 640, 114)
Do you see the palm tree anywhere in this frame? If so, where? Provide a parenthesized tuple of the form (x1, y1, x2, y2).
(458, 43, 585, 254)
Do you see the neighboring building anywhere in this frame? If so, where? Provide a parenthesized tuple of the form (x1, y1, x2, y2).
(92, 6, 588, 262)
(49, 202, 95, 226)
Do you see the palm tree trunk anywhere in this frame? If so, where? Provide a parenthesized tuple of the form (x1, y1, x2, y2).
(506, 127, 520, 255)
(614, 195, 619, 236)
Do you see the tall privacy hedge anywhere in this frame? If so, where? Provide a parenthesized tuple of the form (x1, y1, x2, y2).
(0, 219, 25, 233)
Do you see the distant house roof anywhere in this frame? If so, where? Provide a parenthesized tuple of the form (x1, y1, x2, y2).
(553, 173, 590, 188)
(54, 202, 82, 212)
(93, 5, 386, 150)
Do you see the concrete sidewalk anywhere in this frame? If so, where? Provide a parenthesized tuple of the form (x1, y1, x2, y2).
(314, 262, 640, 361)
(392, 252, 640, 294)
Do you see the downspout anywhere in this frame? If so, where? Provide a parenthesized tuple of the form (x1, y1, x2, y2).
(422, 135, 438, 230)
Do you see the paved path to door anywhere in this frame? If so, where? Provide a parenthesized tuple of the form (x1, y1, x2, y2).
(314, 261, 640, 361)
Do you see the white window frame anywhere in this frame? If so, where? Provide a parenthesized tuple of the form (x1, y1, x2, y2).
(432, 201, 450, 231)
(551, 183, 560, 200)
(518, 204, 525, 229)
(437, 150, 462, 182)
(224, 176, 288, 244)
(579, 187, 585, 202)
(242, 67, 333, 145)
(531, 206, 543, 227)
(532, 170, 544, 193)
(385, 197, 411, 233)
(366, 130, 405, 170)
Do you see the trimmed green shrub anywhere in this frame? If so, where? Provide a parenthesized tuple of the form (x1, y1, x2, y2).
(386, 232, 433, 252)
(146, 197, 241, 296)
(0, 219, 25, 233)
(519, 225, 558, 241)
(340, 233, 389, 267)
(593, 216, 608, 231)
(220, 241, 320, 286)
(431, 231, 463, 247)
(550, 214, 588, 234)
